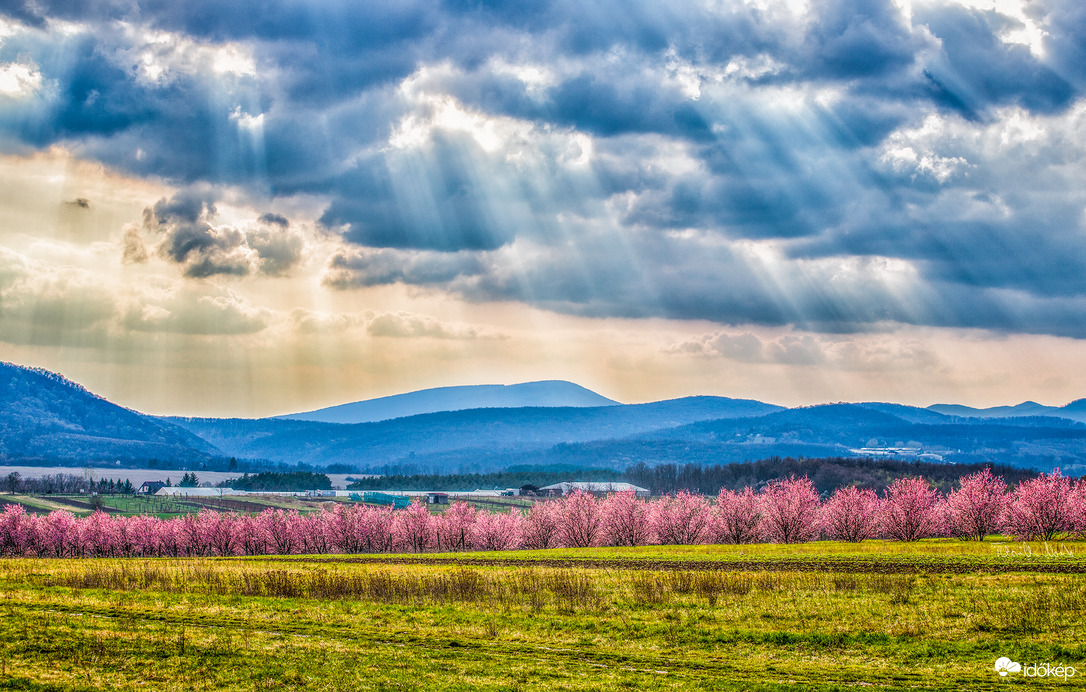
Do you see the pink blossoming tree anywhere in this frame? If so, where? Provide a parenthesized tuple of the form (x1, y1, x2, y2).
(393, 500, 435, 552)
(1071, 478, 1086, 540)
(600, 491, 653, 546)
(879, 477, 942, 541)
(471, 509, 523, 551)
(944, 468, 1008, 540)
(435, 501, 477, 552)
(1003, 471, 1075, 541)
(521, 501, 561, 549)
(555, 490, 602, 548)
(760, 476, 821, 543)
(713, 487, 763, 544)
(821, 486, 879, 542)
(652, 491, 712, 545)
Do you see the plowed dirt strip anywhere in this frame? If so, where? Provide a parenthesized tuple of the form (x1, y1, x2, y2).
(250, 554, 1086, 573)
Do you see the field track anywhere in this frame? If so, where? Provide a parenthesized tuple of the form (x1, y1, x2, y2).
(254, 553, 1086, 573)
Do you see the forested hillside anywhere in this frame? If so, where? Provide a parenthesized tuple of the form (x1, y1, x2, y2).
(0, 362, 217, 464)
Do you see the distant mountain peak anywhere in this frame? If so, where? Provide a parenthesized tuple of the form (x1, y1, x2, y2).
(273, 380, 621, 424)
(928, 399, 1086, 425)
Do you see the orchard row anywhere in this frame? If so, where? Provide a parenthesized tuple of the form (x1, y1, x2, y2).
(1, 469, 1083, 557)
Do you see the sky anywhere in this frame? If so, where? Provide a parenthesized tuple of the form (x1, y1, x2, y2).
(1, 0, 1086, 417)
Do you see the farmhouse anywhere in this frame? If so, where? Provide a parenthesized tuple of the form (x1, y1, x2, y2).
(138, 481, 166, 494)
(539, 481, 650, 498)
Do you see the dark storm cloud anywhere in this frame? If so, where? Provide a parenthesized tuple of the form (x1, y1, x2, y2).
(319, 137, 519, 252)
(258, 212, 289, 228)
(0, 34, 148, 144)
(801, 0, 921, 79)
(145, 192, 251, 278)
(1, 0, 434, 46)
(323, 247, 487, 289)
(248, 223, 304, 277)
(140, 191, 304, 278)
(441, 234, 1086, 338)
(615, 159, 845, 239)
(122, 226, 148, 265)
(916, 4, 1074, 117)
(4, 0, 1086, 337)
(543, 74, 714, 140)
(1041, 0, 1086, 89)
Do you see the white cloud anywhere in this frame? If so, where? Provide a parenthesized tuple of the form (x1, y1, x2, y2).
(488, 58, 558, 98)
(666, 328, 941, 372)
(365, 311, 508, 340)
(230, 106, 265, 132)
(0, 248, 116, 345)
(290, 308, 361, 335)
(0, 61, 42, 98)
(111, 22, 257, 86)
(722, 54, 786, 81)
(121, 283, 269, 335)
(665, 48, 704, 100)
(880, 114, 975, 182)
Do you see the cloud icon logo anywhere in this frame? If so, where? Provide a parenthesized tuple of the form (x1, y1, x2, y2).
(995, 657, 1022, 676)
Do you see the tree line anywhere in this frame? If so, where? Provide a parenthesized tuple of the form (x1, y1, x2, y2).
(1, 469, 1083, 558)
(220, 471, 333, 492)
(623, 457, 1041, 495)
(345, 457, 1041, 495)
(4, 473, 135, 496)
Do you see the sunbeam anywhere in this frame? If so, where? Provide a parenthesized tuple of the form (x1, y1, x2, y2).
(0, 0, 1084, 415)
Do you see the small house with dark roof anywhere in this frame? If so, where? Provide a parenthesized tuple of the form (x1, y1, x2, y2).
(138, 481, 166, 495)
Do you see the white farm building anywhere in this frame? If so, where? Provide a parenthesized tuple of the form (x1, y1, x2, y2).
(539, 482, 649, 498)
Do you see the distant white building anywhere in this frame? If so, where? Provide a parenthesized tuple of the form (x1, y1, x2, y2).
(539, 481, 650, 498)
(850, 447, 946, 462)
(350, 489, 520, 499)
(156, 487, 240, 497)
(156, 487, 313, 497)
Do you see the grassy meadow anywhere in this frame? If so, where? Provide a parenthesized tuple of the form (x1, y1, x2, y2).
(1, 540, 1084, 691)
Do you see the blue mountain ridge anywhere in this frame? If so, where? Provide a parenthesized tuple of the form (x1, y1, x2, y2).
(3, 361, 1086, 474)
(274, 380, 620, 424)
(928, 400, 1086, 424)
(170, 395, 785, 467)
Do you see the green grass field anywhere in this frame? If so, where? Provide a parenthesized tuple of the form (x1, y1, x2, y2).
(1, 540, 1083, 691)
